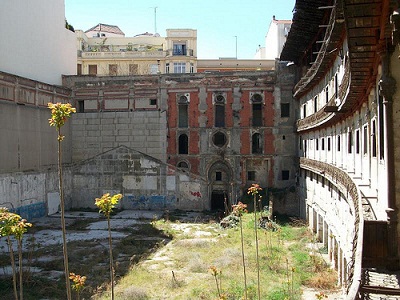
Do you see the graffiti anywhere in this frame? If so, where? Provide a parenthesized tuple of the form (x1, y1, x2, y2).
(190, 191, 202, 198)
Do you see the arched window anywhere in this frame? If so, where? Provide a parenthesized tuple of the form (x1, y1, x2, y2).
(252, 94, 263, 126)
(252, 133, 262, 154)
(215, 94, 225, 127)
(178, 95, 188, 128)
(178, 134, 188, 154)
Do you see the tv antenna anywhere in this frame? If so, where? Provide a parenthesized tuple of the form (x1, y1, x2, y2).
(151, 6, 158, 34)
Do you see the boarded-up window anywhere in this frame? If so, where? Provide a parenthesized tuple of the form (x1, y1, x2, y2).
(109, 64, 118, 76)
(129, 64, 138, 75)
(88, 65, 97, 75)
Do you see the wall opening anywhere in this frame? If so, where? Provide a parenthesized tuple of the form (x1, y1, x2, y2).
(211, 190, 228, 211)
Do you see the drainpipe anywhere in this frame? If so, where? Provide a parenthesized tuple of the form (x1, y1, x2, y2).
(379, 49, 399, 269)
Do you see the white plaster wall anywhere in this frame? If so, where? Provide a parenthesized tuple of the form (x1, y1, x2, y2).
(0, 0, 76, 85)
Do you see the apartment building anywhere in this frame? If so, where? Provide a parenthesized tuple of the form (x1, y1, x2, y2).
(76, 24, 197, 76)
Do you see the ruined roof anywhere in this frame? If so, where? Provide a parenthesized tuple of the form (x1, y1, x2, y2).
(85, 23, 125, 35)
(280, 0, 332, 63)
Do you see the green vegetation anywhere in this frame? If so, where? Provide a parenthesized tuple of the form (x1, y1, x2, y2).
(96, 212, 337, 300)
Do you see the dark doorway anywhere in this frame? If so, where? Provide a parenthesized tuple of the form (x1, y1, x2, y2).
(211, 190, 227, 211)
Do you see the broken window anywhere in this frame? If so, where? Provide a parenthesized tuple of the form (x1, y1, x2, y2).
(252, 133, 262, 154)
(178, 134, 188, 154)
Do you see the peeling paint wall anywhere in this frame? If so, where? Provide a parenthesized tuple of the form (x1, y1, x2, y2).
(71, 146, 205, 211)
(0, 168, 73, 221)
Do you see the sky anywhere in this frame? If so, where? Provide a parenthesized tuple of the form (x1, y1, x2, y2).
(65, 0, 295, 59)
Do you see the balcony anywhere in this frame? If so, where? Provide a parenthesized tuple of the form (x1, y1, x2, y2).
(81, 50, 167, 59)
(296, 60, 350, 132)
(168, 49, 194, 57)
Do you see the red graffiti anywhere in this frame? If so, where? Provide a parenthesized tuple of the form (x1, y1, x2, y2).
(190, 191, 201, 198)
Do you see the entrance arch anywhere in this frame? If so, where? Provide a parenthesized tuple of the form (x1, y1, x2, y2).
(207, 160, 232, 211)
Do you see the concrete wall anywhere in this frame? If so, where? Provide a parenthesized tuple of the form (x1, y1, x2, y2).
(0, 72, 73, 218)
(0, 0, 76, 85)
(71, 111, 167, 162)
(71, 146, 206, 211)
(0, 168, 73, 221)
(0, 72, 73, 173)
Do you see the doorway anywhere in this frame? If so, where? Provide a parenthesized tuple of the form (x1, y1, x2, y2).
(211, 190, 228, 211)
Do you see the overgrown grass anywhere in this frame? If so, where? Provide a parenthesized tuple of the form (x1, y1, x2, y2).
(96, 213, 337, 300)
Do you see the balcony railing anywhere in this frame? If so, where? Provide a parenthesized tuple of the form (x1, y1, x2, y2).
(81, 50, 167, 59)
(168, 49, 194, 57)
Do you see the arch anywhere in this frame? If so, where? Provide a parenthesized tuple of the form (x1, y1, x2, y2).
(207, 160, 233, 211)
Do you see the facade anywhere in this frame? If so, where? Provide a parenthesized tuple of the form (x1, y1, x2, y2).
(0, 0, 76, 85)
(281, 0, 400, 298)
(62, 67, 297, 211)
(76, 27, 198, 76)
(254, 16, 292, 60)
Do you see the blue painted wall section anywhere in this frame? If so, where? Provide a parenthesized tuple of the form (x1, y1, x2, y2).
(124, 194, 177, 210)
(14, 202, 46, 221)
